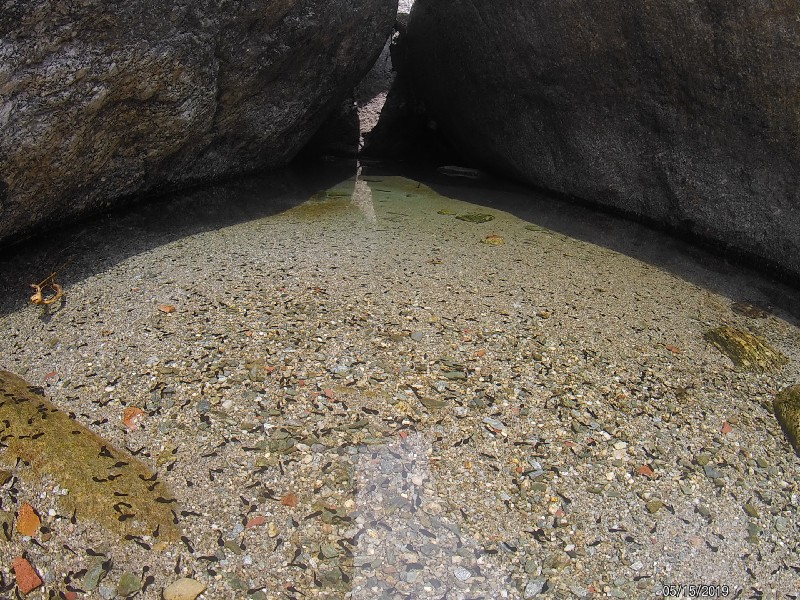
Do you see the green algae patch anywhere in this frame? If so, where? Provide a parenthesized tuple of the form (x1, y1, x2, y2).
(0, 371, 180, 541)
(456, 213, 495, 223)
(774, 385, 800, 456)
(703, 326, 788, 372)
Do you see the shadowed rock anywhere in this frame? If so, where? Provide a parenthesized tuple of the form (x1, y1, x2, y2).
(0, 0, 397, 246)
(406, 0, 800, 280)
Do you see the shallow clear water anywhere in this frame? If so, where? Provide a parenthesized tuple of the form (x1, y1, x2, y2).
(0, 160, 798, 598)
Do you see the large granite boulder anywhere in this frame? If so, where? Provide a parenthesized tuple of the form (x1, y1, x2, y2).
(0, 0, 397, 245)
(406, 0, 800, 280)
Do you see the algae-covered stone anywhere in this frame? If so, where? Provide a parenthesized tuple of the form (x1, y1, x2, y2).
(419, 396, 448, 411)
(703, 326, 788, 372)
(456, 213, 495, 223)
(743, 503, 760, 518)
(0, 370, 180, 540)
(117, 572, 142, 597)
(773, 385, 800, 455)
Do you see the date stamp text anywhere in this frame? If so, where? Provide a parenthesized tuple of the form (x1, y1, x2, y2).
(662, 584, 730, 597)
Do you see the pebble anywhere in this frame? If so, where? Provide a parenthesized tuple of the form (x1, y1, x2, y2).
(743, 503, 759, 518)
(524, 578, 547, 598)
(117, 572, 142, 597)
(83, 560, 108, 591)
(99, 582, 116, 600)
(163, 577, 207, 600)
(453, 566, 472, 581)
(774, 516, 788, 532)
(320, 543, 339, 559)
(645, 500, 664, 514)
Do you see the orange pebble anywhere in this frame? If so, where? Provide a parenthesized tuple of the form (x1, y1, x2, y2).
(246, 516, 266, 529)
(16, 503, 40, 537)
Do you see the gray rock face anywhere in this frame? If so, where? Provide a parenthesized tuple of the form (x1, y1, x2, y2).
(0, 0, 397, 245)
(406, 0, 800, 279)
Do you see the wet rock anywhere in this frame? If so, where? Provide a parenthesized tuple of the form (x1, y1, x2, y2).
(703, 326, 788, 372)
(731, 302, 770, 319)
(163, 578, 207, 600)
(524, 578, 547, 598)
(83, 560, 110, 592)
(16, 502, 40, 537)
(456, 213, 495, 224)
(0, 0, 398, 245)
(438, 166, 483, 179)
(320, 543, 340, 559)
(773, 385, 800, 455)
(703, 465, 723, 480)
(443, 370, 467, 380)
(117, 572, 142, 597)
(743, 503, 760, 518)
(11, 557, 43, 595)
(419, 396, 448, 411)
(481, 234, 505, 246)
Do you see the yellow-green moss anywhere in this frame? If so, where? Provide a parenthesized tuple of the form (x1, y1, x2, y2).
(774, 385, 800, 456)
(703, 326, 788, 372)
(0, 371, 180, 541)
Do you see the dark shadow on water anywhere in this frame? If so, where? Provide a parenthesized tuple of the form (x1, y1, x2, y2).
(0, 160, 359, 318)
(366, 160, 800, 327)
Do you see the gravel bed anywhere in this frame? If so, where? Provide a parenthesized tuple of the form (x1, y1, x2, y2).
(0, 163, 798, 599)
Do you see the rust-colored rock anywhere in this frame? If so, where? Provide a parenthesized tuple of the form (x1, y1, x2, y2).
(11, 557, 43, 594)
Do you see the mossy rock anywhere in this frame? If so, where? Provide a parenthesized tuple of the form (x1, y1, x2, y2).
(0, 371, 180, 541)
(774, 385, 800, 456)
(703, 326, 788, 372)
(456, 213, 495, 223)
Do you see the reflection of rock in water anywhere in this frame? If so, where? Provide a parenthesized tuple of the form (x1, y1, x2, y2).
(352, 432, 520, 599)
(0, 370, 180, 540)
(352, 167, 377, 223)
